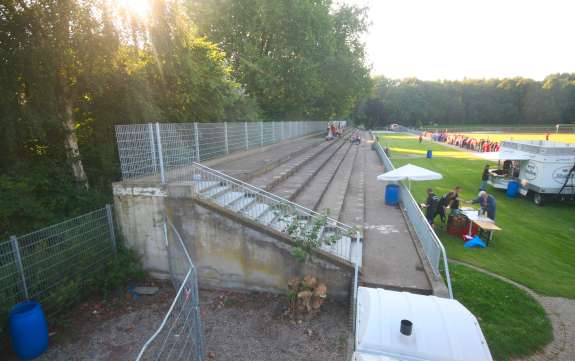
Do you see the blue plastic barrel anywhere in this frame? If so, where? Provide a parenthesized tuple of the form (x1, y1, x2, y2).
(10, 301, 49, 360)
(426, 150, 433, 158)
(506, 180, 519, 198)
(385, 184, 400, 205)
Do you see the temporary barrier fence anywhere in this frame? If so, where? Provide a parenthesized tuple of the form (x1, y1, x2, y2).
(135, 217, 204, 361)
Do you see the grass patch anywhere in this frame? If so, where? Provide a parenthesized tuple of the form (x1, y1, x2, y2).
(449, 262, 552, 361)
(377, 133, 575, 298)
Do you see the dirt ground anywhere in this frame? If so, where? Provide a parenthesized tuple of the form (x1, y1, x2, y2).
(3, 285, 350, 361)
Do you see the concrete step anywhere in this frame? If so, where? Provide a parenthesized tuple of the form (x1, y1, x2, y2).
(202, 185, 230, 198)
(242, 202, 270, 220)
(214, 191, 244, 207)
(257, 208, 278, 225)
(271, 138, 349, 201)
(270, 214, 298, 233)
(195, 180, 221, 192)
(249, 137, 343, 191)
(314, 143, 359, 220)
(339, 142, 366, 229)
(228, 195, 256, 212)
(293, 142, 353, 211)
(207, 135, 326, 181)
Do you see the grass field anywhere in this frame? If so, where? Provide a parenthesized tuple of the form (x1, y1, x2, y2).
(449, 262, 552, 361)
(377, 133, 575, 298)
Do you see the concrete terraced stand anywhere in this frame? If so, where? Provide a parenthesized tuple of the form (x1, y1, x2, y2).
(114, 130, 445, 302)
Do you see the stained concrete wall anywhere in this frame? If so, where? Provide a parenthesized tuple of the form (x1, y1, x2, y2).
(113, 183, 170, 279)
(113, 182, 354, 300)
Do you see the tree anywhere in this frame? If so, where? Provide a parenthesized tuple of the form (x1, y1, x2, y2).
(190, 0, 370, 120)
(354, 75, 575, 127)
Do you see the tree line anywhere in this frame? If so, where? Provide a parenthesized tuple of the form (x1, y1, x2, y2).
(354, 74, 575, 129)
(0, 0, 370, 237)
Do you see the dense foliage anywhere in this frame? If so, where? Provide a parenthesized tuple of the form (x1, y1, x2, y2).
(190, 0, 370, 120)
(0, 0, 370, 237)
(355, 74, 575, 128)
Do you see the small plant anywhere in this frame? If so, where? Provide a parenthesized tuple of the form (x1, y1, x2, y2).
(274, 203, 339, 262)
(287, 275, 327, 315)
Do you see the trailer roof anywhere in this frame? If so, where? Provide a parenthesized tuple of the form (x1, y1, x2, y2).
(502, 140, 575, 156)
(356, 287, 493, 361)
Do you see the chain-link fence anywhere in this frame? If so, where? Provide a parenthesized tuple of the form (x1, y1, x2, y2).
(136, 217, 204, 361)
(0, 205, 117, 321)
(115, 121, 330, 182)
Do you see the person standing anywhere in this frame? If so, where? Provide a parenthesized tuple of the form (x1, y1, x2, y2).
(419, 135, 423, 143)
(469, 191, 497, 220)
(480, 165, 490, 191)
(435, 186, 461, 227)
(422, 188, 440, 227)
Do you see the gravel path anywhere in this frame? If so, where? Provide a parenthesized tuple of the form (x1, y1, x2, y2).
(7, 287, 349, 361)
(450, 260, 575, 361)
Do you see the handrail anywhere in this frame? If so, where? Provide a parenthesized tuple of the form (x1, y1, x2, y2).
(372, 139, 453, 299)
(191, 162, 355, 232)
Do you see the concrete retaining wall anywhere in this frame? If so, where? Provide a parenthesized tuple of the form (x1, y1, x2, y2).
(113, 182, 354, 300)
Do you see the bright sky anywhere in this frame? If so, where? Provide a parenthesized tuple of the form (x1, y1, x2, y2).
(338, 0, 575, 80)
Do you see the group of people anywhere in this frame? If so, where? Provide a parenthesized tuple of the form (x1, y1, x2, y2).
(422, 131, 500, 153)
(422, 185, 497, 229)
(326, 122, 344, 140)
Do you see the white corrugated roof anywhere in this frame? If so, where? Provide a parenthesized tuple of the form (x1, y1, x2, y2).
(477, 149, 531, 161)
(356, 287, 493, 361)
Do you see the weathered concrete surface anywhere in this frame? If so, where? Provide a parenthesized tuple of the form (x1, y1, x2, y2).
(113, 183, 170, 279)
(166, 197, 354, 300)
(314, 144, 359, 220)
(205, 134, 325, 181)
(361, 142, 432, 294)
(293, 142, 352, 210)
(114, 183, 354, 300)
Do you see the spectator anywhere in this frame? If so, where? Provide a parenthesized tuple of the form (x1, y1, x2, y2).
(480, 165, 490, 190)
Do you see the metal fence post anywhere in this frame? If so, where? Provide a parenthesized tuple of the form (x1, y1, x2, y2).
(10, 235, 29, 300)
(224, 122, 229, 154)
(194, 122, 201, 162)
(244, 122, 249, 150)
(105, 204, 118, 255)
(260, 122, 264, 147)
(148, 123, 157, 173)
(154, 123, 166, 184)
(272, 121, 276, 142)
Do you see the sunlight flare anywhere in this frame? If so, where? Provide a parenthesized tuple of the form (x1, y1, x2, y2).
(114, 0, 152, 20)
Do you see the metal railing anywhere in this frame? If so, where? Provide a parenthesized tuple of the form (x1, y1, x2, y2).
(0, 205, 117, 318)
(136, 217, 204, 361)
(116, 121, 335, 182)
(373, 140, 453, 298)
(186, 162, 358, 264)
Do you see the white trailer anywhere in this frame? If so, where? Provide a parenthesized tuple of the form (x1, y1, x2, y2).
(353, 287, 493, 361)
(484, 140, 575, 206)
